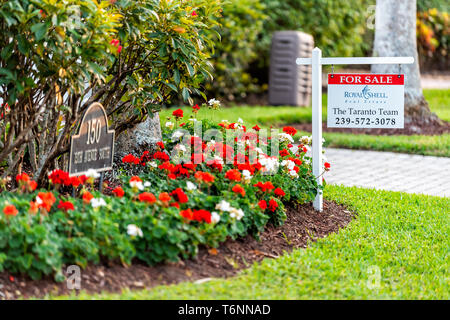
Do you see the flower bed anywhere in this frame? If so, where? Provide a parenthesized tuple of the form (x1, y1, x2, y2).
(0, 105, 327, 281)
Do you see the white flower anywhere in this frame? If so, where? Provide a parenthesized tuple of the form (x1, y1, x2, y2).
(186, 181, 197, 191)
(242, 170, 253, 181)
(255, 147, 264, 154)
(288, 170, 299, 178)
(149, 161, 158, 168)
(165, 121, 174, 129)
(211, 212, 221, 224)
(91, 198, 106, 208)
(215, 200, 232, 212)
(85, 168, 100, 179)
(36, 195, 43, 205)
(300, 135, 312, 145)
(229, 208, 244, 220)
(127, 224, 143, 237)
(208, 98, 221, 108)
(175, 144, 187, 152)
(281, 160, 295, 170)
(130, 180, 144, 190)
(278, 132, 294, 143)
(238, 118, 244, 124)
(144, 181, 151, 187)
(171, 130, 184, 141)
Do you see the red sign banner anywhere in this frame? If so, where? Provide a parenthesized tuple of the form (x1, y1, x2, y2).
(328, 74, 404, 85)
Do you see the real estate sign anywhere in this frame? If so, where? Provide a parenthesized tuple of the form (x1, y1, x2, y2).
(327, 74, 404, 128)
(69, 102, 115, 176)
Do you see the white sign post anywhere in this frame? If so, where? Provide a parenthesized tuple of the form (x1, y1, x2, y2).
(296, 48, 414, 211)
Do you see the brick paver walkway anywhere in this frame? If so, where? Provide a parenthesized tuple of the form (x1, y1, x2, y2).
(324, 148, 450, 197)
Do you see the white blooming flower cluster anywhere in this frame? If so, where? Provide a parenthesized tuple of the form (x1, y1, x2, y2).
(186, 181, 197, 191)
(211, 211, 221, 224)
(85, 168, 100, 179)
(300, 135, 312, 145)
(242, 169, 253, 182)
(171, 130, 184, 141)
(215, 200, 244, 220)
(259, 156, 279, 174)
(130, 179, 144, 190)
(91, 198, 106, 208)
(208, 98, 221, 109)
(278, 132, 294, 143)
(127, 224, 143, 237)
(165, 121, 174, 130)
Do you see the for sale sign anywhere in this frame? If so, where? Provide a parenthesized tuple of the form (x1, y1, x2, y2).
(327, 74, 404, 128)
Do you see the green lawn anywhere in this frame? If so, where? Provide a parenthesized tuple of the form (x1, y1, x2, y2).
(160, 89, 450, 157)
(55, 185, 449, 300)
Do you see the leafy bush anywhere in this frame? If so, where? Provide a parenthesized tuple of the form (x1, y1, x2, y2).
(206, 0, 268, 101)
(0, 0, 222, 183)
(417, 8, 449, 70)
(0, 106, 324, 280)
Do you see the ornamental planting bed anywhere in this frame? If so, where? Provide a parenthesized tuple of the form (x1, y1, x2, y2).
(0, 108, 337, 299)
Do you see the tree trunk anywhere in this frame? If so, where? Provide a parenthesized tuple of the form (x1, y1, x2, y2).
(371, 0, 440, 130)
(114, 112, 162, 160)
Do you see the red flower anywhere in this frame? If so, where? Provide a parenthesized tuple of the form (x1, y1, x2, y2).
(283, 126, 297, 136)
(110, 39, 119, 46)
(324, 162, 331, 171)
(37, 192, 56, 212)
(268, 198, 278, 212)
(253, 181, 275, 193)
(157, 141, 165, 149)
(16, 172, 30, 183)
(193, 209, 211, 223)
(279, 149, 289, 157)
(170, 188, 189, 203)
(191, 10, 198, 17)
(48, 169, 70, 186)
(153, 151, 170, 162)
(258, 200, 267, 211)
(180, 208, 194, 220)
(3, 204, 18, 216)
(158, 192, 171, 202)
(192, 104, 200, 112)
(225, 169, 241, 182)
(29, 201, 39, 214)
(57, 200, 75, 212)
(139, 192, 156, 204)
(252, 125, 261, 131)
(112, 186, 125, 198)
(117, 45, 122, 53)
(195, 171, 215, 184)
(170, 202, 180, 209)
(172, 108, 184, 118)
(122, 154, 138, 164)
(274, 188, 286, 197)
(82, 191, 94, 204)
(232, 184, 246, 197)
(70, 176, 83, 187)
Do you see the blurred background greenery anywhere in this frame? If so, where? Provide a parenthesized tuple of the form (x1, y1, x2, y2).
(206, 0, 449, 101)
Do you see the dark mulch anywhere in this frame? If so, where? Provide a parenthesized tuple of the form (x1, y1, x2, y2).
(290, 117, 450, 136)
(0, 200, 354, 300)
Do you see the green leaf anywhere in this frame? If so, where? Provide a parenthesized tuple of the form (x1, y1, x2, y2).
(30, 22, 49, 41)
(174, 68, 180, 85)
(181, 87, 190, 101)
(163, 82, 178, 92)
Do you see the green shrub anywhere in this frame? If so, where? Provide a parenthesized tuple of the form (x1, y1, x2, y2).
(206, 0, 268, 101)
(0, 113, 320, 281)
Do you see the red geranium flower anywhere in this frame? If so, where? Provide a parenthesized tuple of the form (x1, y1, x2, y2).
(274, 188, 286, 197)
(158, 192, 171, 202)
(324, 162, 331, 171)
(180, 208, 194, 220)
(122, 154, 138, 164)
(253, 181, 275, 193)
(82, 191, 94, 204)
(192, 104, 200, 112)
(193, 209, 211, 223)
(283, 126, 297, 136)
(172, 108, 184, 118)
(57, 200, 75, 212)
(191, 10, 198, 17)
(225, 169, 241, 182)
(153, 151, 170, 162)
(252, 125, 261, 131)
(156, 141, 165, 149)
(3, 204, 18, 217)
(16, 172, 30, 183)
(170, 188, 189, 203)
(139, 192, 156, 204)
(37, 192, 56, 212)
(112, 186, 125, 198)
(48, 169, 70, 186)
(279, 149, 289, 157)
(194, 171, 215, 184)
(258, 200, 267, 211)
(232, 184, 246, 197)
(268, 198, 278, 212)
